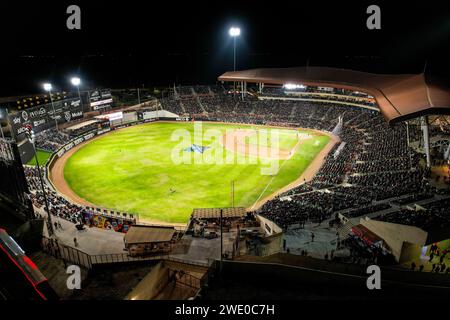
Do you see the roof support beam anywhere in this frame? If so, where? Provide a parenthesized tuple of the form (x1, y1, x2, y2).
(421, 116, 431, 169)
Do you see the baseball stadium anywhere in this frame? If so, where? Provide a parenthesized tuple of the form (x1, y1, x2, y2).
(1, 66, 450, 300)
(1, 2, 450, 304)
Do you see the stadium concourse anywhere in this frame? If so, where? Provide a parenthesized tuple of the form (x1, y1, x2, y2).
(14, 70, 450, 275)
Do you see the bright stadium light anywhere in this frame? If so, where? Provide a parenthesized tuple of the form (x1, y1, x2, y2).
(42, 82, 58, 131)
(71, 77, 81, 86)
(283, 83, 306, 90)
(43, 83, 52, 91)
(229, 27, 240, 37)
(71, 77, 83, 110)
(229, 27, 241, 72)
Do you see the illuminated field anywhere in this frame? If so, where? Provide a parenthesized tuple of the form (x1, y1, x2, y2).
(27, 149, 52, 166)
(63, 122, 330, 223)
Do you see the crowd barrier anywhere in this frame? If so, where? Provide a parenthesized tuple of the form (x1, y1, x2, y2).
(41, 236, 211, 270)
(41, 237, 92, 269)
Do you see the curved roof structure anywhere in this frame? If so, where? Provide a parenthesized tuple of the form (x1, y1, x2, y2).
(218, 67, 450, 124)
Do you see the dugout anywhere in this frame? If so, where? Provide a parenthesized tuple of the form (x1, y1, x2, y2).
(192, 207, 246, 220)
(189, 207, 258, 236)
(124, 225, 177, 256)
(191, 208, 247, 230)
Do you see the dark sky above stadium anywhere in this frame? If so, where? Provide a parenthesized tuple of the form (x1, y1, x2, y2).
(0, 1, 449, 96)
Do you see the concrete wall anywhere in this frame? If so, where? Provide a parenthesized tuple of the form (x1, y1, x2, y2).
(125, 261, 169, 300)
(111, 112, 138, 126)
(360, 217, 428, 262)
(18, 138, 35, 164)
(211, 259, 450, 298)
(256, 214, 283, 236)
(159, 110, 179, 118)
(399, 241, 423, 264)
(141, 110, 179, 120)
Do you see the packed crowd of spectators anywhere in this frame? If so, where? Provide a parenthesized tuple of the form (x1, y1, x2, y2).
(192, 85, 210, 95)
(341, 234, 393, 265)
(24, 166, 83, 224)
(347, 171, 427, 200)
(260, 86, 377, 108)
(66, 120, 107, 137)
(25, 85, 448, 238)
(200, 94, 236, 114)
(182, 98, 204, 115)
(160, 98, 185, 115)
(392, 193, 435, 205)
(344, 203, 391, 219)
(176, 86, 194, 97)
(34, 128, 71, 151)
(159, 86, 445, 231)
(375, 198, 450, 232)
(25, 165, 138, 229)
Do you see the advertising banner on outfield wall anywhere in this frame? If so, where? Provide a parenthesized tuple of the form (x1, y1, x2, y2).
(10, 98, 83, 137)
(82, 211, 133, 233)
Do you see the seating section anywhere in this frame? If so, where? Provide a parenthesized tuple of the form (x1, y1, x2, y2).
(26, 85, 450, 237)
(159, 86, 449, 231)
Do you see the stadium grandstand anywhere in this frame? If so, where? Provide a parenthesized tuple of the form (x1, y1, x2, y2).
(1, 67, 450, 300)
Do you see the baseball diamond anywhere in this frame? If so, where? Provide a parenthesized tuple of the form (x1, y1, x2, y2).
(2, 1, 450, 304)
(52, 122, 333, 223)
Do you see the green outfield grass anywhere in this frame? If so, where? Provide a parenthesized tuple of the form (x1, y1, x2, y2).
(27, 149, 52, 166)
(64, 122, 330, 223)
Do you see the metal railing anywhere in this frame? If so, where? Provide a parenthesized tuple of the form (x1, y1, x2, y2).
(41, 237, 92, 269)
(169, 268, 202, 289)
(41, 236, 212, 270)
(90, 253, 169, 265)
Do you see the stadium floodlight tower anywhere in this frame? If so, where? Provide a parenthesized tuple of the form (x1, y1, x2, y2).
(27, 129, 54, 236)
(71, 77, 83, 110)
(229, 27, 240, 72)
(43, 83, 59, 132)
(229, 27, 241, 98)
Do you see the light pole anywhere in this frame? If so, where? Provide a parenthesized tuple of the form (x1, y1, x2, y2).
(229, 27, 240, 96)
(229, 27, 240, 71)
(43, 83, 58, 132)
(71, 77, 83, 111)
(27, 129, 54, 236)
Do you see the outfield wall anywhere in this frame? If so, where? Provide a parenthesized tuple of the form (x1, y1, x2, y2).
(44, 112, 188, 232)
(17, 138, 35, 164)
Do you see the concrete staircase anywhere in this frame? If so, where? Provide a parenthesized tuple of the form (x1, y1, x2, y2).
(179, 101, 187, 113)
(232, 101, 240, 113)
(289, 105, 297, 121)
(30, 250, 88, 299)
(191, 87, 206, 113)
(337, 219, 358, 239)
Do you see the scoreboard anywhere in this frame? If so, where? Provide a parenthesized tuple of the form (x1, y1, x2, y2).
(89, 89, 113, 111)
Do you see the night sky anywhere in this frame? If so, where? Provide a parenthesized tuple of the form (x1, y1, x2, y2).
(0, 1, 449, 96)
